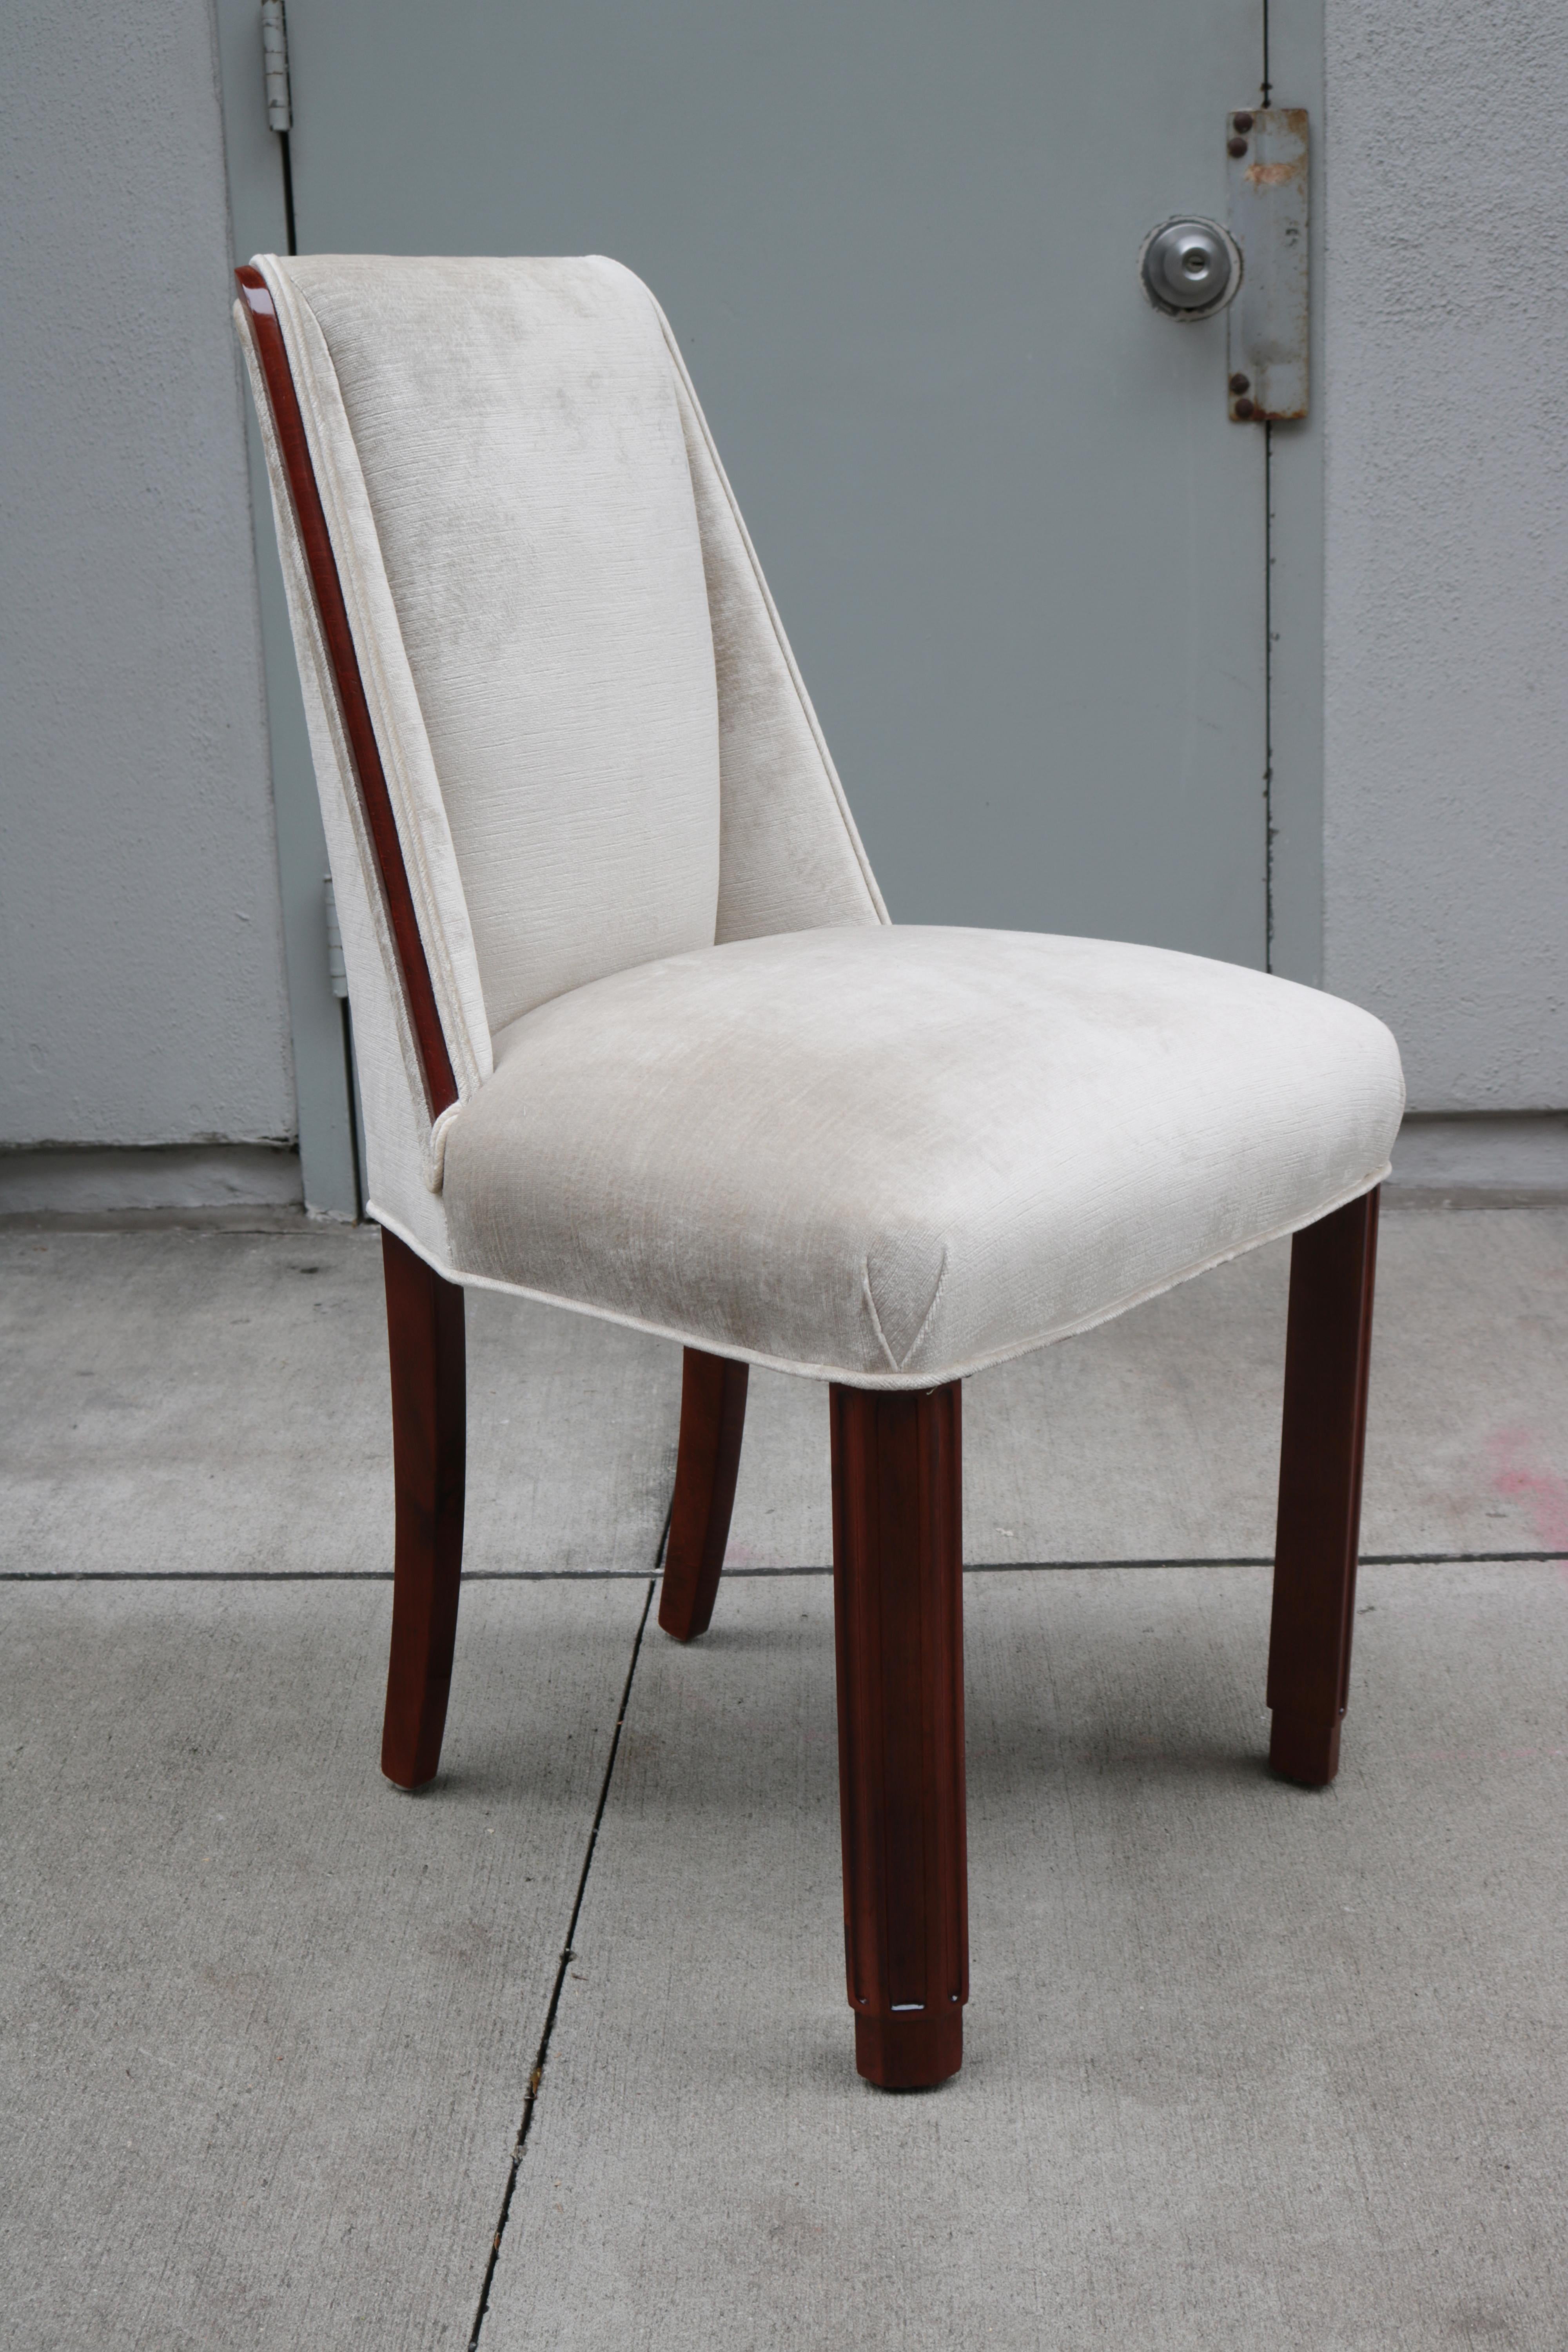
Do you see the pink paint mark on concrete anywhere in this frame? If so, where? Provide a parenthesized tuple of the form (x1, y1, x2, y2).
(1486, 1430, 1568, 1577)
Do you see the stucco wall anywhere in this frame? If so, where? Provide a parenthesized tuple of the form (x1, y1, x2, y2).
(0, 0, 293, 1147)
(1322, 0, 1568, 1110)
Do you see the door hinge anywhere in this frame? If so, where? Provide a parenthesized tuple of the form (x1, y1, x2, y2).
(261, 0, 292, 134)
(1226, 109, 1309, 422)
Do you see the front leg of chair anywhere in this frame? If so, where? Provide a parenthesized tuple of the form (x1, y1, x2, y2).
(1267, 1188, 1380, 1788)
(658, 1349, 749, 1641)
(830, 1381, 967, 2088)
(380, 1229, 466, 1790)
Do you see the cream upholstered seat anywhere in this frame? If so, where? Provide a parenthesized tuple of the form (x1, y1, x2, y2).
(448, 925, 1399, 1384)
(236, 251, 1403, 2092)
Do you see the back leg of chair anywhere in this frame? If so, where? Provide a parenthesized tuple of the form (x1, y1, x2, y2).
(658, 1349, 750, 1641)
(380, 1228, 467, 1790)
(1267, 1187, 1380, 1788)
(831, 1381, 967, 2089)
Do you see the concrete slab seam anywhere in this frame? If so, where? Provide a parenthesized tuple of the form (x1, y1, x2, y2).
(5, 1550, 1564, 1585)
(464, 1573, 656, 2350)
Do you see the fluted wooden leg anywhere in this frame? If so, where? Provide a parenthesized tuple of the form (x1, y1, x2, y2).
(380, 1229, 466, 1790)
(658, 1348, 750, 1642)
(1268, 1189, 1380, 1788)
(831, 1381, 967, 2089)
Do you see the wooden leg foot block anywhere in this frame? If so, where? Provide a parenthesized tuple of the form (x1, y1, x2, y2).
(855, 2008, 962, 2090)
(832, 1383, 969, 2087)
(1270, 1708, 1341, 1788)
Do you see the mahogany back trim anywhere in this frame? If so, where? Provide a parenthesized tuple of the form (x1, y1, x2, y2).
(236, 265, 459, 1120)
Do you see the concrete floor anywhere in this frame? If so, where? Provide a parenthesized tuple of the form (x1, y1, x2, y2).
(2, 1212, 1566, 2348)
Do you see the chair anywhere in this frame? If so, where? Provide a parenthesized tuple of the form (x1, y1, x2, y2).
(234, 255, 1403, 2090)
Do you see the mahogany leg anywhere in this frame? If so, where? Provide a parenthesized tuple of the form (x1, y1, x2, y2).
(380, 1228, 466, 1790)
(658, 1348, 750, 1642)
(1267, 1188, 1380, 1788)
(830, 1381, 967, 2089)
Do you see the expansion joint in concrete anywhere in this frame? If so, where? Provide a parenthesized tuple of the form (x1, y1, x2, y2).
(466, 1565, 660, 2350)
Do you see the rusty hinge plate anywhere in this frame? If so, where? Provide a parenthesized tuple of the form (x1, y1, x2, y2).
(1226, 108, 1308, 422)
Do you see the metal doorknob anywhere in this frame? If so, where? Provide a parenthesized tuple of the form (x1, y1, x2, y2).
(1140, 218, 1240, 319)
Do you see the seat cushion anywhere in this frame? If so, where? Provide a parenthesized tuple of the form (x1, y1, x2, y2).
(439, 927, 1405, 1386)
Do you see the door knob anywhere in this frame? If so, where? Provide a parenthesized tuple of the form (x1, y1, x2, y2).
(1139, 218, 1240, 319)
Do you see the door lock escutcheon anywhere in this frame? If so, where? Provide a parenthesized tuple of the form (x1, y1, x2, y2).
(1138, 108, 1310, 421)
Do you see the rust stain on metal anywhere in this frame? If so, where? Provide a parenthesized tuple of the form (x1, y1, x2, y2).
(1227, 108, 1310, 422)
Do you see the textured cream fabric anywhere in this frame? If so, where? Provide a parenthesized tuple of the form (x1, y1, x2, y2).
(238, 301, 459, 1252)
(260, 253, 722, 1040)
(256, 260, 494, 1100)
(238, 250, 1406, 1382)
(441, 926, 1405, 1388)
(237, 250, 890, 1243)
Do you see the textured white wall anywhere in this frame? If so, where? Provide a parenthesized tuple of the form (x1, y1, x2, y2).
(0, 0, 293, 1147)
(1322, 0, 1568, 1110)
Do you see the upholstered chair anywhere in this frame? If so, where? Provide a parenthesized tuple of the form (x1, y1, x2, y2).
(235, 255, 1403, 2091)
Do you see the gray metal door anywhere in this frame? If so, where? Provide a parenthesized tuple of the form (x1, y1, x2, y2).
(219, 1, 1322, 1209)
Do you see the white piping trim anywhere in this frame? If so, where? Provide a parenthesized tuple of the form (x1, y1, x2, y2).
(644, 282, 890, 928)
(370, 1164, 1391, 1391)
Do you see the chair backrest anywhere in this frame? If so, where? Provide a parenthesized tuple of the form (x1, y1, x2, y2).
(269, 254, 722, 1039)
(238, 252, 885, 1247)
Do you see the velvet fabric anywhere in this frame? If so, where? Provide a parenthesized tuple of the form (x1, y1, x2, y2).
(239, 252, 888, 1225)
(263, 253, 721, 1045)
(238, 302, 463, 1249)
(440, 927, 1404, 1387)
(237, 251, 1404, 1387)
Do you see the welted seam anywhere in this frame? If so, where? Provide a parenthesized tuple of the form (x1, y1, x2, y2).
(374, 1159, 1394, 1390)
(861, 1245, 949, 1374)
(898, 1247, 950, 1371)
(860, 1266, 902, 1373)
(648, 291, 889, 927)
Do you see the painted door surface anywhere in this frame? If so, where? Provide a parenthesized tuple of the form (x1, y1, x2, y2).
(279, 0, 1285, 960)
(222, 4, 1322, 1203)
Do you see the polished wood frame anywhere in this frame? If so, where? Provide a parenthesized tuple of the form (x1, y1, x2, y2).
(658, 1194, 1381, 2085)
(831, 1381, 967, 2088)
(658, 1350, 750, 1642)
(1267, 1188, 1380, 1786)
(239, 263, 1381, 2087)
(234, 267, 457, 1121)
(381, 1230, 466, 1790)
